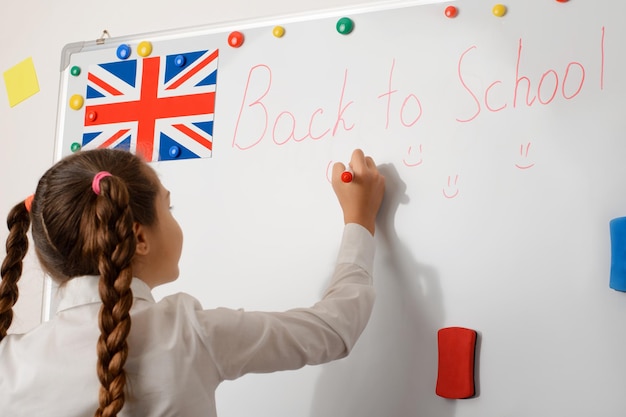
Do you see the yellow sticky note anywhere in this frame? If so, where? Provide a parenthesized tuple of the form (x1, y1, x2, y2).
(3, 57, 40, 107)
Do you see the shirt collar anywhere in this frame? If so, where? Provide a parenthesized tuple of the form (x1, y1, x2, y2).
(56, 275, 156, 313)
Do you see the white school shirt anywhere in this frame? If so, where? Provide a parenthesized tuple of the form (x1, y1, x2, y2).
(0, 223, 375, 417)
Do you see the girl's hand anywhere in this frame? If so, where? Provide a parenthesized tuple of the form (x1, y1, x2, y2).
(332, 149, 386, 236)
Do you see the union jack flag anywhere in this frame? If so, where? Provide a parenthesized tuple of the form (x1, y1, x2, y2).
(81, 49, 218, 162)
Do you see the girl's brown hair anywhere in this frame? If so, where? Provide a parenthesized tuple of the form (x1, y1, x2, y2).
(0, 148, 159, 417)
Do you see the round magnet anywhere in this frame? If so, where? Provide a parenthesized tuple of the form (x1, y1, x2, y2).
(336, 17, 354, 35)
(169, 145, 181, 158)
(116, 44, 132, 60)
(70, 66, 81, 76)
(445, 6, 458, 18)
(228, 31, 245, 48)
(492, 4, 507, 17)
(69, 94, 84, 110)
(86, 110, 97, 122)
(174, 55, 186, 67)
(70, 142, 81, 152)
(137, 41, 153, 57)
(273, 26, 285, 38)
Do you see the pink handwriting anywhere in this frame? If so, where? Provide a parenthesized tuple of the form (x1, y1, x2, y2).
(325, 160, 333, 183)
(515, 142, 535, 170)
(377, 59, 424, 129)
(403, 144, 424, 167)
(232, 65, 355, 150)
(456, 28, 605, 123)
(443, 175, 460, 199)
(601, 26, 606, 90)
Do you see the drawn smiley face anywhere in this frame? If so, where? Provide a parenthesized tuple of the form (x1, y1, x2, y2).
(403, 144, 423, 167)
(515, 142, 535, 170)
(443, 174, 460, 199)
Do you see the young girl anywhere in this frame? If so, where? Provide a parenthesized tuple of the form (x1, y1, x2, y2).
(0, 147, 385, 417)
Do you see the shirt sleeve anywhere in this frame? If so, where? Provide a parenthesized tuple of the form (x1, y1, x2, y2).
(190, 223, 376, 381)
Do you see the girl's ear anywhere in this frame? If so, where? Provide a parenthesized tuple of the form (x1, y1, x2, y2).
(133, 222, 150, 256)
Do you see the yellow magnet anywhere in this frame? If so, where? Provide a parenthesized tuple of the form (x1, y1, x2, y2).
(492, 4, 507, 17)
(273, 26, 285, 38)
(69, 94, 84, 110)
(137, 41, 153, 57)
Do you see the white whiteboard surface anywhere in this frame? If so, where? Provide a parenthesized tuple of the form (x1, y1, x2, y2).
(51, 0, 626, 416)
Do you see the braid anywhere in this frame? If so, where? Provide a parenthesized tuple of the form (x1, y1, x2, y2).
(0, 202, 31, 341)
(92, 175, 136, 417)
(24, 148, 158, 416)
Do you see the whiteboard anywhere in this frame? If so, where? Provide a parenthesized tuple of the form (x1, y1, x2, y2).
(52, 0, 626, 416)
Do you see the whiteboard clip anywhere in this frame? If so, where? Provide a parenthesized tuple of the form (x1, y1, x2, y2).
(96, 30, 110, 45)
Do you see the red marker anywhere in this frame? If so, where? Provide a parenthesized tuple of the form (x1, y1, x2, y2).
(341, 167, 353, 183)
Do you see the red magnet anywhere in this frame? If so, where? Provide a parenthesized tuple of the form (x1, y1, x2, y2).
(228, 31, 245, 48)
(444, 6, 458, 18)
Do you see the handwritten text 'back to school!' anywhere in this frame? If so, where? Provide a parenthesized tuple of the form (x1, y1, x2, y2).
(231, 29, 606, 151)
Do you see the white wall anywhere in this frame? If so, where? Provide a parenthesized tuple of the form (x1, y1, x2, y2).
(0, 0, 394, 333)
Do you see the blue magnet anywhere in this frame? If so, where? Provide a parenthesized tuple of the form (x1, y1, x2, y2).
(168, 145, 181, 158)
(116, 44, 132, 60)
(610, 217, 626, 291)
(174, 55, 186, 67)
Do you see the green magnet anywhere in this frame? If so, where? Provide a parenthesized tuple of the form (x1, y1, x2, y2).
(336, 17, 354, 35)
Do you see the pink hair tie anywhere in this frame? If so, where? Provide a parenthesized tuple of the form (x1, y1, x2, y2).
(24, 194, 34, 213)
(92, 171, 112, 195)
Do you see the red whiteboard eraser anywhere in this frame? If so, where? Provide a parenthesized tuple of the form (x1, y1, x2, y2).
(436, 327, 477, 399)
